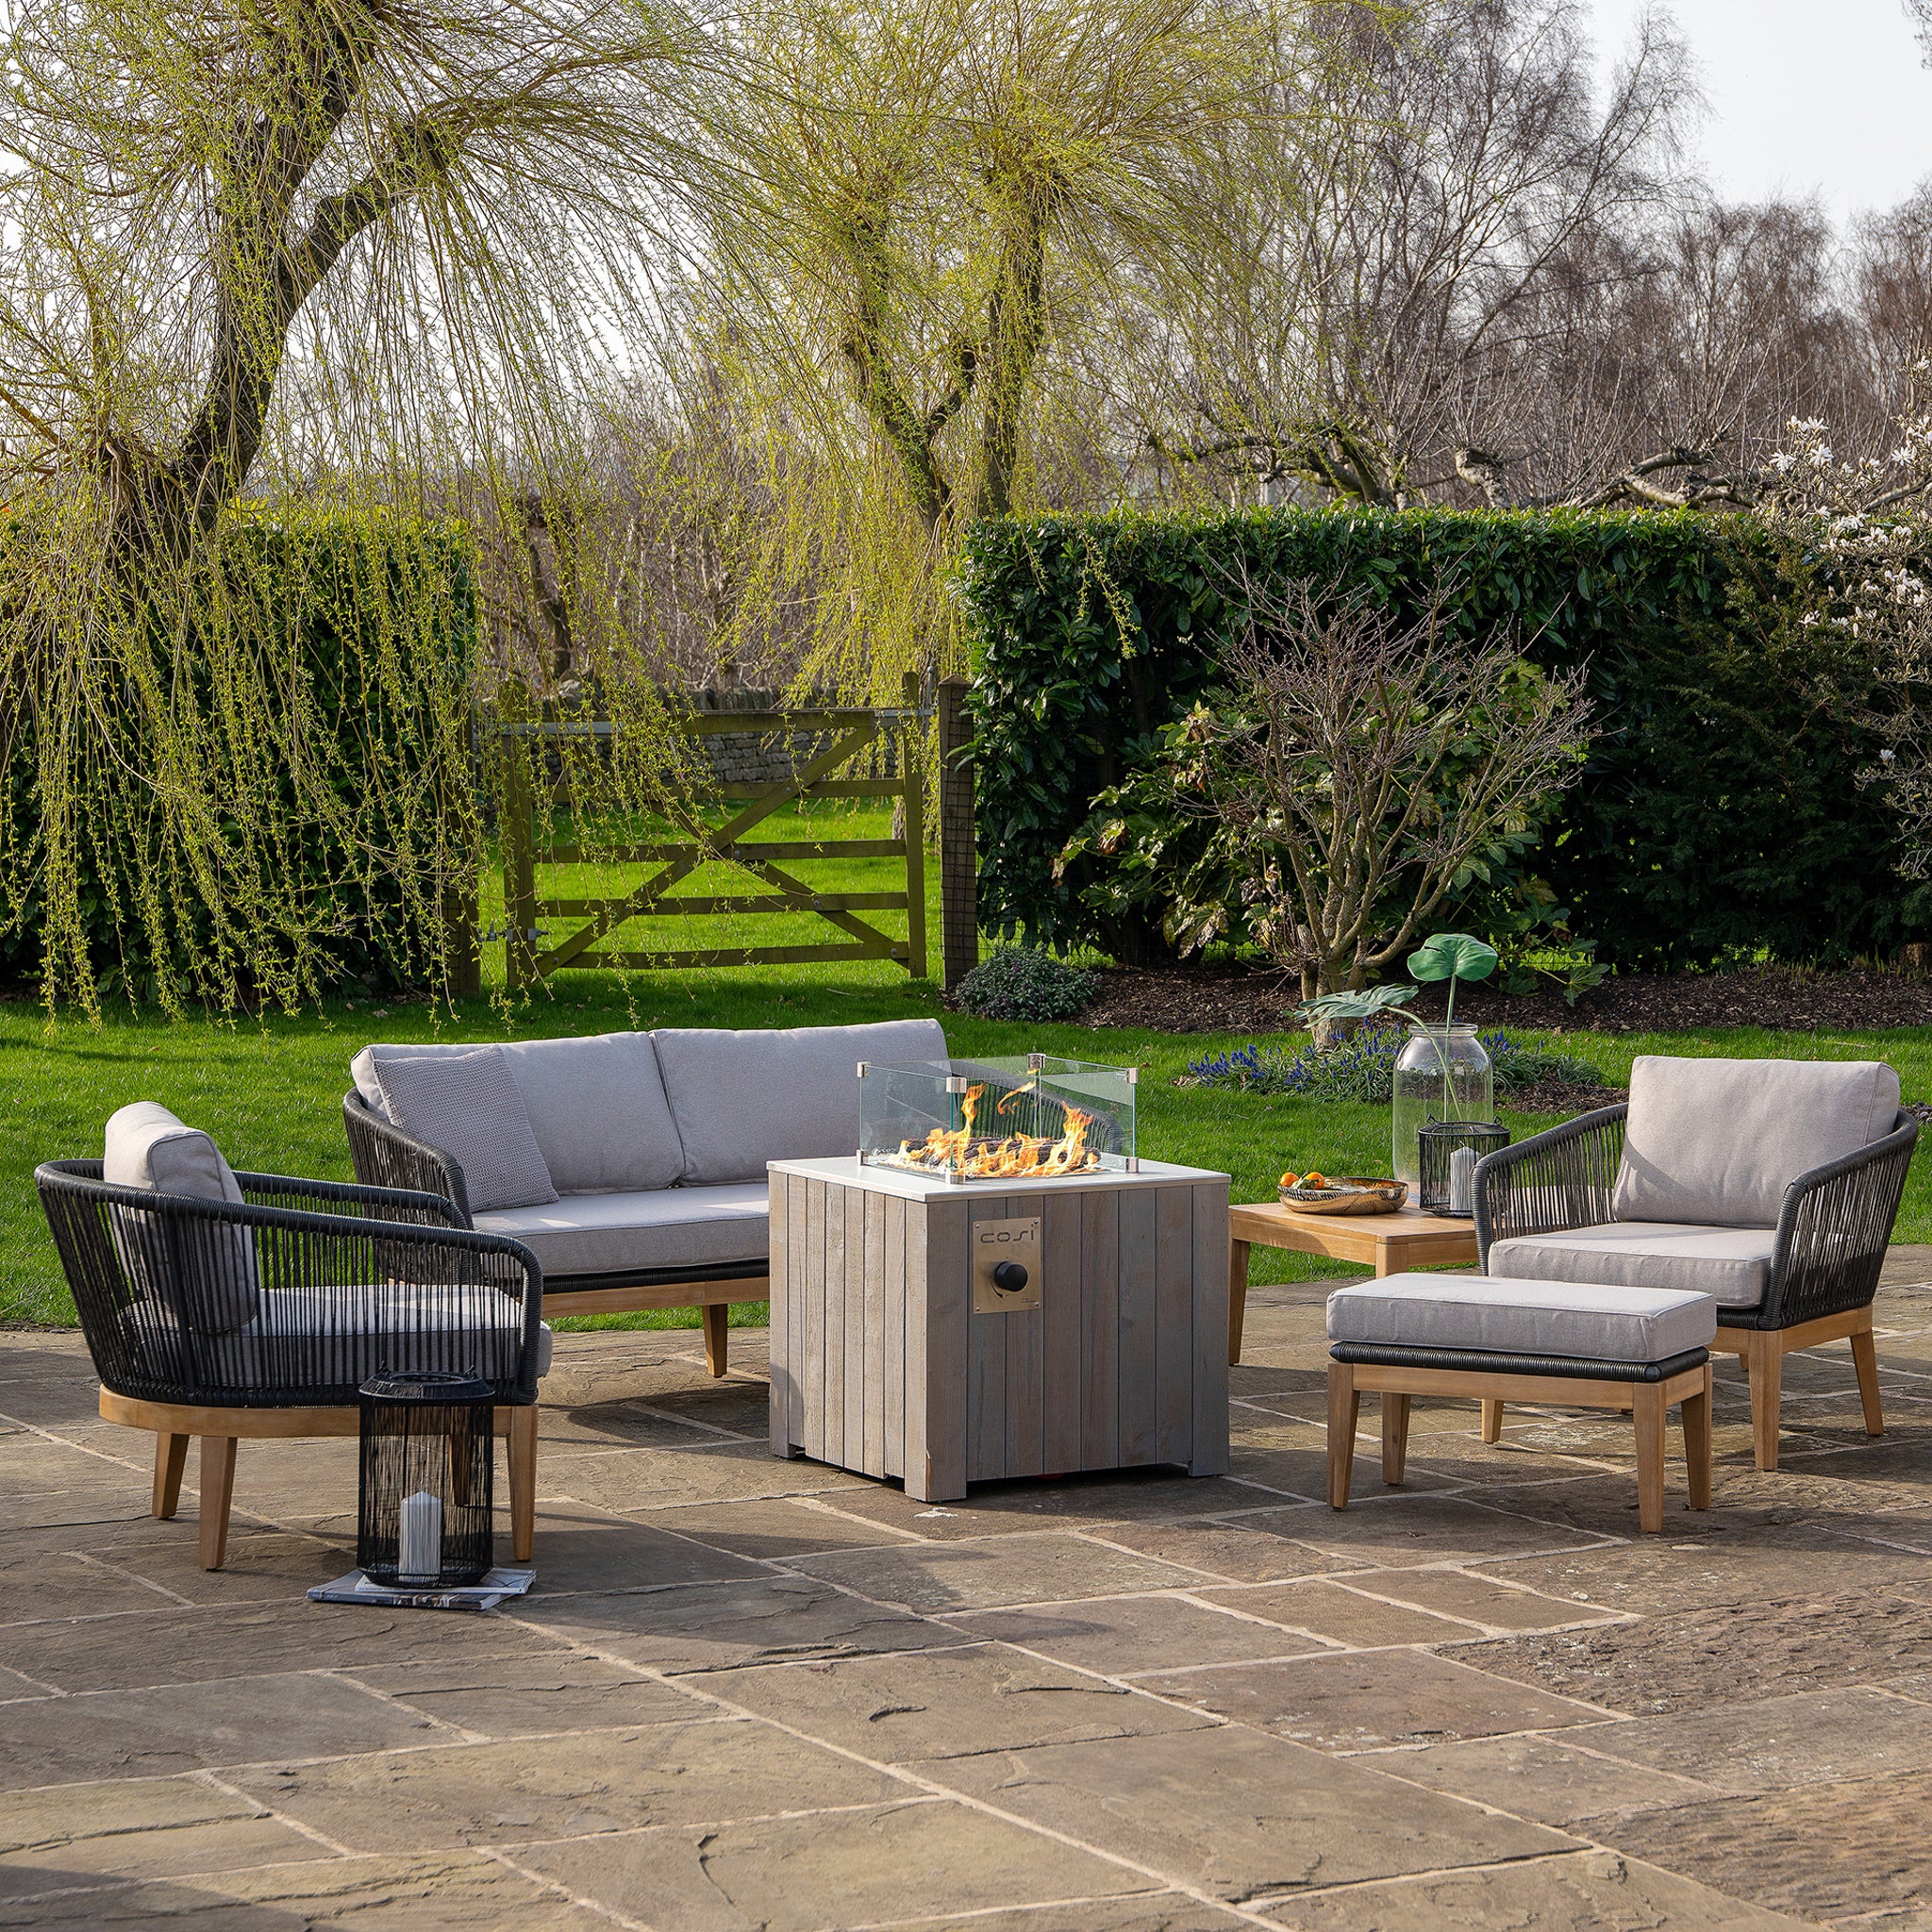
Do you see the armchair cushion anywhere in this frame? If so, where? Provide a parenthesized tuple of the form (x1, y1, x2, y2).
(103, 1102, 258, 1334)
(1613, 1056, 1901, 1227)
(652, 1018, 947, 1184)
(372, 1047, 558, 1214)
(474, 1182, 768, 1279)
(206, 1287, 551, 1387)
(1489, 1221, 1776, 1314)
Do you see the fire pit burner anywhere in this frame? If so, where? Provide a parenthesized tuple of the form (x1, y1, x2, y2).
(857, 1053, 1137, 1184)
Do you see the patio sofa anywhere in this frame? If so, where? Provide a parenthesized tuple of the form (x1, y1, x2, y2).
(343, 1018, 946, 1375)
(1474, 1055, 1918, 1470)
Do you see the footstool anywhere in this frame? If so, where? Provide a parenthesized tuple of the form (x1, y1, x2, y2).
(1325, 1274, 1717, 1533)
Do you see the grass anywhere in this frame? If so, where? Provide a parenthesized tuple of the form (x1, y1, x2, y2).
(6, 949, 1932, 1324)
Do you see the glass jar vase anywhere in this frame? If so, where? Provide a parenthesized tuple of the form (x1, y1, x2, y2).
(1391, 1024, 1494, 1186)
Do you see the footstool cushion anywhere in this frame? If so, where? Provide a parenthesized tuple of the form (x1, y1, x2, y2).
(1327, 1272, 1717, 1365)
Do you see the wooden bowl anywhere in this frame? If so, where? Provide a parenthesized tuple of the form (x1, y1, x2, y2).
(1278, 1176, 1407, 1215)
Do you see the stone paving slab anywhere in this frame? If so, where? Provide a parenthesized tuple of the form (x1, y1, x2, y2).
(3, 1284, 1931, 1928)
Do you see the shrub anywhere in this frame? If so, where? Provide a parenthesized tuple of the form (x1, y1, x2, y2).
(1186, 1027, 1606, 1102)
(962, 505, 1923, 969)
(954, 944, 1097, 1022)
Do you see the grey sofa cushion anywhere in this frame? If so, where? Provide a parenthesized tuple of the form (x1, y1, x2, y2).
(355, 1033, 685, 1194)
(1613, 1056, 1901, 1227)
(1489, 1222, 1776, 1312)
(103, 1102, 258, 1334)
(373, 1047, 558, 1214)
(474, 1183, 769, 1279)
(1327, 1272, 1717, 1362)
(203, 1286, 551, 1386)
(653, 1018, 947, 1184)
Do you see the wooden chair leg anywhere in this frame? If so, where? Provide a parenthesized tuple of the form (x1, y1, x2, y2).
(508, 1404, 538, 1563)
(1633, 1383, 1667, 1533)
(1480, 1399, 1504, 1443)
(1227, 1240, 1250, 1366)
(1326, 1363, 1359, 1509)
(1747, 1331, 1784, 1472)
(1849, 1313, 1885, 1439)
(1682, 1364, 1713, 1511)
(198, 1436, 237, 1571)
(1380, 1392, 1410, 1485)
(702, 1303, 730, 1378)
(153, 1433, 189, 1519)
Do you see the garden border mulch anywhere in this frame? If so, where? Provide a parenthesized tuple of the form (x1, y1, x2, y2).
(1075, 964, 1932, 1038)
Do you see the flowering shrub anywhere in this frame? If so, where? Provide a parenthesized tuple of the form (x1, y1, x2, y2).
(1186, 1027, 1605, 1102)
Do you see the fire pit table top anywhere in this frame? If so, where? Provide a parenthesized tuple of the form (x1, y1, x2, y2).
(769, 1153, 1230, 1200)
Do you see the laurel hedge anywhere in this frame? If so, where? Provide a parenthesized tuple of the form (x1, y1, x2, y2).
(959, 505, 1923, 970)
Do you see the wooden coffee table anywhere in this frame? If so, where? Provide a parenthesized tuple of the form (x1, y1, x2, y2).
(1228, 1200, 1479, 1363)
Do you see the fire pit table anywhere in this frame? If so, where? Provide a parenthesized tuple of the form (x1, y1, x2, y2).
(769, 1055, 1231, 1502)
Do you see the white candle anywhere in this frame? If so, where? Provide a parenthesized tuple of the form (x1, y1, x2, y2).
(398, 1489, 443, 1584)
(1449, 1145, 1475, 1214)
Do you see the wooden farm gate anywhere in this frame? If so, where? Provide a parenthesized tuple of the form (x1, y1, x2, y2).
(500, 681, 926, 986)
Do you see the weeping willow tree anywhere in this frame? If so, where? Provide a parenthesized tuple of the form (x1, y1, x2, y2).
(675, 0, 1304, 699)
(0, 0, 724, 1014)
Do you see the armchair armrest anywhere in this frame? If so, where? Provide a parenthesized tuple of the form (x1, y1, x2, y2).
(341, 1092, 473, 1224)
(1473, 1104, 1629, 1268)
(1761, 1110, 1920, 1329)
(236, 1171, 468, 1230)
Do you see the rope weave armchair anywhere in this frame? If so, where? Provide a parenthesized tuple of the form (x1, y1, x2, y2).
(1474, 1077, 1917, 1469)
(37, 1159, 546, 1568)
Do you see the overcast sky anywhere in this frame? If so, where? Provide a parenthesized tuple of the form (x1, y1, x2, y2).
(1587, 0, 1932, 228)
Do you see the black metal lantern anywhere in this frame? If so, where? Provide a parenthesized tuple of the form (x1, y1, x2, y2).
(1418, 1120, 1510, 1217)
(357, 1373, 495, 1588)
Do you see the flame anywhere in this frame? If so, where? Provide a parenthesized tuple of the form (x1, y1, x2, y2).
(885, 1081, 1104, 1180)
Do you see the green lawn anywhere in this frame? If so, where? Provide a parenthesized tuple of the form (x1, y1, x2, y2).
(6, 948, 1931, 1324)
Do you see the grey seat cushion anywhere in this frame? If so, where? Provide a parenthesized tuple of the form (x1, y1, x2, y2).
(1489, 1222, 1776, 1312)
(355, 1033, 685, 1195)
(102, 1101, 258, 1335)
(652, 1018, 946, 1184)
(1613, 1056, 1901, 1227)
(1327, 1272, 1718, 1362)
(474, 1183, 769, 1280)
(199, 1286, 551, 1387)
(373, 1047, 558, 1214)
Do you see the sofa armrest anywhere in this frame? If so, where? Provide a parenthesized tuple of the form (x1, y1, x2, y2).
(341, 1092, 473, 1224)
(1760, 1110, 1919, 1329)
(1473, 1104, 1628, 1268)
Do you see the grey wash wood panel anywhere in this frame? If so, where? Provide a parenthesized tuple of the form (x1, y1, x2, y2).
(1041, 1190, 1084, 1473)
(824, 1181, 847, 1470)
(883, 1192, 907, 1480)
(1190, 1181, 1231, 1476)
(967, 1192, 1013, 1482)
(767, 1172, 792, 1454)
(862, 1188, 888, 1479)
(1156, 1185, 1195, 1466)
(803, 1178, 826, 1461)
(787, 1172, 808, 1453)
(1005, 1225, 1045, 1480)
(1080, 1189, 1120, 1470)
(1117, 1187, 1159, 1465)
(922, 1196, 971, 1500)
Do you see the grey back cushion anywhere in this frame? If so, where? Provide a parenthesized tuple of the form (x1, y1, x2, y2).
(1613, 1055, 1902, 1227)
(355, 1033, 684, 1194)
(654, 1018, 948, 1184)
(373, 1047, 559, 1213)
(102, 1101, 259, 1335)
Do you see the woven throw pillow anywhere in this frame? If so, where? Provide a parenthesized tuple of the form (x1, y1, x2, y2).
(374, 1046, 559, 1214)
(102, 1101, 259, 1334)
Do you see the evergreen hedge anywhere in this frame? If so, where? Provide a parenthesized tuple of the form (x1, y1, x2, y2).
(959, 506, 1921, 970)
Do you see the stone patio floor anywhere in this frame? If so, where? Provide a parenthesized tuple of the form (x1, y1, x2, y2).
(5, 1259, 1932, 1931)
